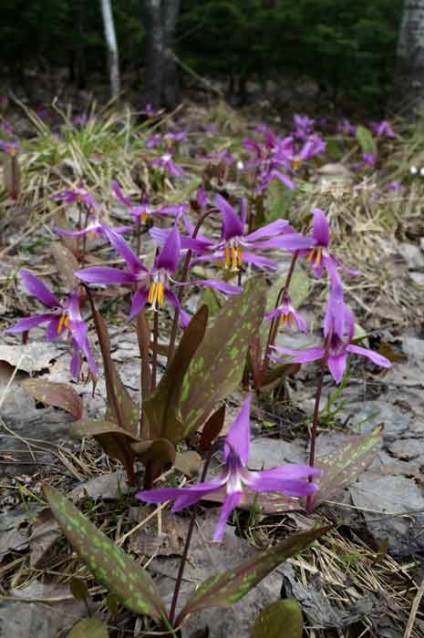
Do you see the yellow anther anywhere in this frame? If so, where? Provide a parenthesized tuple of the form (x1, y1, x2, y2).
(57, 314, 69, 334)
(307, 247, 322, 267)
(147, 281, 165, 308)
(147, 282, 156, 305)
(157, 281, 164, 306)
(290, 158, 303, 170)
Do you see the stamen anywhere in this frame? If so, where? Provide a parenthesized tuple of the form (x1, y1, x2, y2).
(225, 246, 232, 269)
(57, 314, 69, 334)
(157, 281, 164, 306)
(147, 282, 156, 305)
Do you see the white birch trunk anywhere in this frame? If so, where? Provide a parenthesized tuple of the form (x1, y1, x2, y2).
(394, 0, 424, 115)
(100, 0, 120, 99)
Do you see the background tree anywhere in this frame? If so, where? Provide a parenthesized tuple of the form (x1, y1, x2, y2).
(393, 0, 424, 116)
(141, 0, 181, 109)
(100, 0, 120, 99)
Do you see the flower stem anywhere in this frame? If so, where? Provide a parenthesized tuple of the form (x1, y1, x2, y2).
(169, 449, 214, 625)
(151, 309, 159, 393)
(261, 251, 299, 383)
(306, 357, 325, 513)
(168, 208, 217, 362)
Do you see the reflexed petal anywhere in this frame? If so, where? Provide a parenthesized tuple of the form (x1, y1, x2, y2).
(129, 287, 149, 320)
(19, 269, 60, 308)
(5, 313, 57, 333)
(112, 180, 132, 207)
(346, 344, 392, 369)
(155, 225, 181, 272)
(224, 395, 252, 465)
(241, 252, 278, 270)
(70, 343, 82, 378)
(55, 226, 95, 237)
(270, 170, 295, 190)
(245, 220, 289, 242)
(103, 225, 146, 274)
(312, 208, 330, 246)
(172, 480, 226, 510)
(181, 279, 242, 296)
(327, 352, 347, 383)
(164, 289, 190, 327)
(76, 266, 136, 286)
(213, 491, 243, 541)
(46, 317, 61, 341)
(254, 233, 314, 251)
(254, 464, 321, 480)
(215, 194, 243, 239)
(247, 474, 319, 497)
(272, 346, 324, 364)
(136, 487, 188, 505)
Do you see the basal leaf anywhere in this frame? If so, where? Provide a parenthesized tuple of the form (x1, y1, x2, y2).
(143, 306, 208, 443)
(251, 599, 303, 638)
(69, 618, 109, 638)
(181, 277, 266, 436)
(199, 404, 226, 452)
(91, 307, 139, 435)
(43, 485, 167, 622)
(22, 379, 83, 420)
(309, 425, 383, 508)
(70, 419, 138, 485)
(177, 526, 330, 624)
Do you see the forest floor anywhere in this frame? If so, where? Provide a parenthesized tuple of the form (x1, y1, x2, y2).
(1, 96, 424, 637)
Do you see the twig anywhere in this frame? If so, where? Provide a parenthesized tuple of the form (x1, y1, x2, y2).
(403, 577, 424, 638)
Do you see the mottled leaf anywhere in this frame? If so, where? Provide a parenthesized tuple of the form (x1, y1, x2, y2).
(251, 599, 303, 638)
(310, 426, 383, 508)
(91, 307, 139, 435)
(355, 125, 376, 155)
(22, 379, 83, 420)
(265, 179, 294, 222)
(177, 526, 330, 623)
(43, 485, 167, 621)
(181, 277, 266, 436)
(143, 306, 208, 443)
(51, 242, 79, 290)
(69, 617, 108, 638)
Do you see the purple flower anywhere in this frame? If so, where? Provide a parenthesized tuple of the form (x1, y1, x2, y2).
(195, 195, 314, 271)
(265, 293, 307, 332)
(362, 152, 377, 167)
(51, 184, 98, 209)
(137, 395, 320, 540)
(75, 225, 241, 326)
(273, 293, 391, 384)
(370, 120, 395, 139)
(149, 152, 185, 177)
(112, 181, 186, 223)
(300, 208, 359, 281)
(337, 119, 356, 136)
(0, 140, 19, 156)
(55, 217, 131, 238)
(5, 270, 98, 378)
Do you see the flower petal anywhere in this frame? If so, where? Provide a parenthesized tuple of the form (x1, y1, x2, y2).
(172, 480, 226, 510)
(224, 395, 252, 465)
(155, 225, 181, 272)
(272, 346, 324, 364)
(215, 194, 243, 240)
(129, 287, 149, 320)
(75, 266, 136, 286)
(241, 252, 278, 270)
(213, 491, 243, 541)
(5, 314, 57, 333)
(247, 474, 318, 497)
(19, 269, 60, 308)
(164, 289, 190, 327)
(312, 208, 330, 246)
(327, 352, 347, 384)
(181, 279, 242, 296)
(245, 219, 290, 242)
(103, 225, 146, 274)
(346, 344, 392, 369)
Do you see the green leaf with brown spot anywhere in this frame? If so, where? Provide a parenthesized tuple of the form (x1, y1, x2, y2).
(177, 526, 330, 624)
(180, 276, 267, 436)
(143, 306, 208, 443)
(43, 485, 167, 622)
(310, 425, 383, 509)
(251, 599, 303, 638)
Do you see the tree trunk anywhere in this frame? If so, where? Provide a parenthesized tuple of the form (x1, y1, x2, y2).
(393, 0, 424, 116)
(142, 0, 181, 110)
(100, 0, 121, 99)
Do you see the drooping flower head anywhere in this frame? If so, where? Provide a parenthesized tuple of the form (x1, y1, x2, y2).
(137, 395, 321, 540)
(265, 293, 307, 332)
(5, 270, 97, 378)
(51, 183, 98, 209)
(149, 152, 185, 177)
(194, 195, 314, 272)
(54, 217, 132, 238)
(112, 180, 186, 223)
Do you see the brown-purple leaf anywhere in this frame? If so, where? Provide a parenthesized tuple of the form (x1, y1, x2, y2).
(177, 526, 330, 624)
(22, 379, 83, 420)
(309, 425, 383, 508)
(180, 277, 267, 436)
(143, 306, 208, 443)
(43, 485, 167, 622)
(199, 404, 226, 452)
